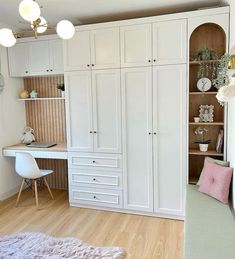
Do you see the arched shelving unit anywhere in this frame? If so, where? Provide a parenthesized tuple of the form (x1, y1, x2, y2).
(188, 23, 226, 184)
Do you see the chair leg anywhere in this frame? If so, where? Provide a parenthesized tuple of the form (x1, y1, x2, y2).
(34, 180, 39, 209)
(43, 177, 54, 200)
(16, 179, 25, 206)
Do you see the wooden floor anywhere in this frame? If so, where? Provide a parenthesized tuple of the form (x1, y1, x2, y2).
(0, 189, 184, 259)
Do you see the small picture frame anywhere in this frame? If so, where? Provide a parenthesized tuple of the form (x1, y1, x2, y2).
(216, 129, 224, 153)
(199, 105, 214, 122)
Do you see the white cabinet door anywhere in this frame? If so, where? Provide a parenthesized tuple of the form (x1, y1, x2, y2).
(120, 24, 152, 67)
(65, 71, 93, 152)
(63, 31, 91, 71)
(122, 67, 153, 212)
(49, 39, 64, 74)
(91, 28, 120, 69)
(28, 41, 50, 75)
(8, 43, 30, 77)
(153, 65, 186, 217)
(152, 19, 187, 65)
(92, 69, 121, 153)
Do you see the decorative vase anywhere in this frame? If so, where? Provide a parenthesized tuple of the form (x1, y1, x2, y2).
(199, 143, 208, 152)
(61, 91, 65, 98)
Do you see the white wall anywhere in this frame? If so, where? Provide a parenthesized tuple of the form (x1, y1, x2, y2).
(0, 46, 26, 200)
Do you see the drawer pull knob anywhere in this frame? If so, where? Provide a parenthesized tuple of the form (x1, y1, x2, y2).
(93, 196, 97, 199)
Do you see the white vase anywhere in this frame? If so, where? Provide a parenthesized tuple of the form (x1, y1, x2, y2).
(61, 91, 65, 98)
(199, 143, 208, 152)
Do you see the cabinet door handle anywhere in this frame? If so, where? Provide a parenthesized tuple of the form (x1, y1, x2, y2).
(93, 178, 96, 181)
(93, 131, 97, 134)
(89, 131, 93, 133)
(87, 64, 90, 67)
(46, 69, 49, 72)
(93, 196, 97, 199)
(92, 160, 96, 163)
(148, 132, 152, 135)
(25, 71, 29, 74)
(153, 59, 156, 62)
(50, 69, 53, 72)
(154, 132, 157, 135)
(148, 60, 151, 63)
(92, 64, 95, 67)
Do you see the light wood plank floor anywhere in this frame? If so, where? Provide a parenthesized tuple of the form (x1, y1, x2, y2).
(0, 189, 184, 259)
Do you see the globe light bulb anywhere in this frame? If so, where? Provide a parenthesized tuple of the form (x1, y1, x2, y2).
(56, 20, 75, 40)
(31, 16, 47, 33)
(19, 0, 41, 22)
(0, 28, 16, 47)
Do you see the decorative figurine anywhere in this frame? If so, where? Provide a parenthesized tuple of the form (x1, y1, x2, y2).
(21, 126, 35, 144)
(30, 90, 38, 98)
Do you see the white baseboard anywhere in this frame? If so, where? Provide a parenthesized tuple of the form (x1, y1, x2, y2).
(0, 185, 19, 201)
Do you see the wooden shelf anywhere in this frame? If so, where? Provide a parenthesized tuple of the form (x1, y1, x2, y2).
(189, 91, 217, 95)
(189, 122, 224, 126)
(189, 60, 219, 65)
(18, 97, 65, 101)
(189, 149, 223, 156)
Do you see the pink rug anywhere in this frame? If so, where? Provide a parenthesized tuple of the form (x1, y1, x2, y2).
(0, 232, 125, 258)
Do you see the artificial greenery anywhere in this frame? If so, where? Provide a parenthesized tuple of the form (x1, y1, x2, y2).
(195, 48, 218, 80)
(212, 54, 230, 89)
(195, 47, 217, 61)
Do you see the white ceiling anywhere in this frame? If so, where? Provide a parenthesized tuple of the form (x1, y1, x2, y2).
(0, 0, 225, 31)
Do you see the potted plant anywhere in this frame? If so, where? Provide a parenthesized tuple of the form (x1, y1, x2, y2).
(57, 83, 65, 98)
(194, 126, 211, 152)
(194, 47, 218, 80)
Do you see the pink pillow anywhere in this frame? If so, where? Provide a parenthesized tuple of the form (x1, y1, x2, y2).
(198, 160, 233, 204)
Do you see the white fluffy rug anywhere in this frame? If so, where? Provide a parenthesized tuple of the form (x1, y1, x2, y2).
(0, 232, 125, 258)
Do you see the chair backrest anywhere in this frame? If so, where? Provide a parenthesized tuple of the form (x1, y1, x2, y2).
(15, 152, 42, 179)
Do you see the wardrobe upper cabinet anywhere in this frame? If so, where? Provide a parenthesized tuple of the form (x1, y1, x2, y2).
(91, 28, 120, 69)
(28, 41, 50, 75)
(8, 42, 30, 77)
(8, 38, 64, 77)
(152, 19, 187, 65)
(63, 31, 91, 71)
(49, 39, 64, 74)
(64, 28, 120, 71)
(120, 24, 152, 68)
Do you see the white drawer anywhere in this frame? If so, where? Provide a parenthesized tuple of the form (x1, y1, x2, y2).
(69, 186, 123, 208)
(68, 152, 122, 171)
(69, 170, 122, 189)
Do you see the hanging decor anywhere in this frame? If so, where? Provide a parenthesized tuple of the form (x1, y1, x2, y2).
(0, 0, 75, 47)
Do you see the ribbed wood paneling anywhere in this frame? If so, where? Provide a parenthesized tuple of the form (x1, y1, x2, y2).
(24, 76, 68, 190)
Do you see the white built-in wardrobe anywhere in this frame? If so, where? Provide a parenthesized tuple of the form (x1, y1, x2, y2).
(63, 7, 229, 219)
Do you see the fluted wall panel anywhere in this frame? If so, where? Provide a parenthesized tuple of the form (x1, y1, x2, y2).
(24, 76, 68, 190)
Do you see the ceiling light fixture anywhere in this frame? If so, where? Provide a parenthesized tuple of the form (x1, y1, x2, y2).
(0, 0, 75, 48)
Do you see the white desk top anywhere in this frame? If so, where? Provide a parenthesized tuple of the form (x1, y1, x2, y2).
(2, 143, 68, 160)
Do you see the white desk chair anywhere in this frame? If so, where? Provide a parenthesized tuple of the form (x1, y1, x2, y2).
(15, 152, 54, 209)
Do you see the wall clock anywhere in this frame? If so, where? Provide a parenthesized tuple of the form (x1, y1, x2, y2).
(197, 77, 212, 92)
